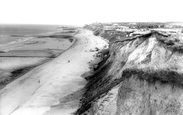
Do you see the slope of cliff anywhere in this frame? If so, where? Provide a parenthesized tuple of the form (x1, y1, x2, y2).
(75, 23, 183, 115)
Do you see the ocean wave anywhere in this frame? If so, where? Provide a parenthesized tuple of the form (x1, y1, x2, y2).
(0, 37, 34, 52)
(0, 37, 33, 47)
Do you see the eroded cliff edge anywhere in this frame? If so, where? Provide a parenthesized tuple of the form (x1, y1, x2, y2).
(75, 23, 183, 115)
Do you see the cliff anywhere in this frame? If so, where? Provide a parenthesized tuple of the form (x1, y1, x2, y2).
(75, 23, 183, 115)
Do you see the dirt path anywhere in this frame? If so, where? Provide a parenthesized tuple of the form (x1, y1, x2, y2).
(0, 29, 108, 115)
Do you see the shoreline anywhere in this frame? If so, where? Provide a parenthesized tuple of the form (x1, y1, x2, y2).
(0, 32, 77, 90)
(0, 30, 77, 70)
(0, 29, 108, 115)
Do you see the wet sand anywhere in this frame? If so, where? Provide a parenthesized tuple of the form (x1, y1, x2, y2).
(0, 32, 75, 69)
(0, 30, 76, 91)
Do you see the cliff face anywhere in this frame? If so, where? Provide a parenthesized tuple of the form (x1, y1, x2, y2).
(75, 24, 183, 115)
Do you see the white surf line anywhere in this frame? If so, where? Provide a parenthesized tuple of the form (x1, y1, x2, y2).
(0, 29, 108, 115)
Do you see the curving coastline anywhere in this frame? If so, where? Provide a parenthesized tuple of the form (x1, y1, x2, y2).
(0, 29, 108, 115)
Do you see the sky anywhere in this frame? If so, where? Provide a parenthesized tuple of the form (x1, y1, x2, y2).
(0, 0, 183, 26)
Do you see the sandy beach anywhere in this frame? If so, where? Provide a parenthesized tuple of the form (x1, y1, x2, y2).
(0, 29, 108, 115)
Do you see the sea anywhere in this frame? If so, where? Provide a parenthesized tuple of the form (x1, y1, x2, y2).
(0, 24, 62, 46)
